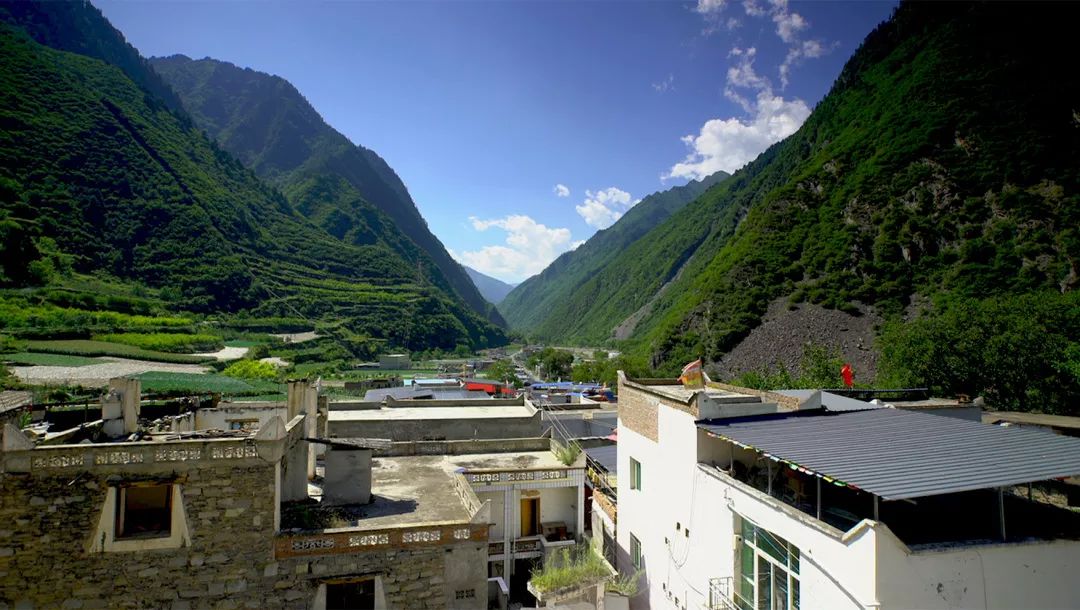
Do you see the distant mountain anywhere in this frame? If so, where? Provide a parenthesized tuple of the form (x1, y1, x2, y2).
(499, 171, 729, 338)
(0, 3, 505, 350)
(463, 266, 517, 305)
(502, 2, 1079, 383)
(149, 55, 506, 328)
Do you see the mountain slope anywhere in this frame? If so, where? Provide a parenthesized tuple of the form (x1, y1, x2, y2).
(0, 1, 184, 113)
(514, 2, 1079, 374)
(0, 18, 504, 350)
(149, 55, 505, 327)
(499, 171, 729, 338)
(464, 266, 517, 305)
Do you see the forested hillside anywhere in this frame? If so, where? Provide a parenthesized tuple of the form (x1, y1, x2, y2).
(0, 8, 505, 351)
(149, 55, 505, 327)
(512, 2, 1080, 410)
(499, 170, 728, 335)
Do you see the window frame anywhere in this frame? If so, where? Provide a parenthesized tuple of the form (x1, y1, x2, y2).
(630, 457, 642, 491)
(115, 483, 173, 540)
(735, 517, 800, 610)
(630, 533, 643, 569)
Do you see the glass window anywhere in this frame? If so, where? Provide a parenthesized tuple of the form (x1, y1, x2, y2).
(630, 533, 643, 569)
(735, 516, 799, 610)
(630, 457, 642, 491)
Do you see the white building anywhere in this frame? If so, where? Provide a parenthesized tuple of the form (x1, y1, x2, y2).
(615, 372, 1080, 610)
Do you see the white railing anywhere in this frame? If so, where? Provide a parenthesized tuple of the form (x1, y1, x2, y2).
(708, 577, 744, 610)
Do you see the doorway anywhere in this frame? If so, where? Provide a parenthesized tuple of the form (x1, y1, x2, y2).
(520, 497, 540, 537)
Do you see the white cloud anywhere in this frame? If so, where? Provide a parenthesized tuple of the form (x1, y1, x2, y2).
(452, 215, 579, 283)
(780, 38, 830, 87)
(768, 0, 807, 44)
(665, 48, 810, 180)
(695, 0, 727, 14)
(575, 187, 635, 230)
(652, 73, 675, 94)
(554, 184, 570, 198)
(742, 0, 766, 17)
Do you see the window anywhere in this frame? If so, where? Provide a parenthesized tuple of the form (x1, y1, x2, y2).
(735, 517, 799, 610)
(630, 457, 642, 491)
(227, 419, 258, 431)
(116, 485, 172, 539)
(630, 533, 643, 569)
(326, 578, 376, 610)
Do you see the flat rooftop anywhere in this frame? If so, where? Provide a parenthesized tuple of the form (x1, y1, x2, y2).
(328, 404, 535, 422)
(298, 450, 563, 530)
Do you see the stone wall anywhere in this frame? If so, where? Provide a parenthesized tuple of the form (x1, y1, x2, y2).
(0, 456, 486, 608)
(0, 462, 280, 609)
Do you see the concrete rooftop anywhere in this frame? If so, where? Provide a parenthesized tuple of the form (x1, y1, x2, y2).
(307, 450, 563, 529)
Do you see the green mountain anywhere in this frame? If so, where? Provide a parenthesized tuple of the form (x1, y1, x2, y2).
(512, 2, 1079, 384)
(463, 266, 517, 305)
(0, 5, 505, 351)
(499, 170, 729, 338)
(148, 55, 505, 328)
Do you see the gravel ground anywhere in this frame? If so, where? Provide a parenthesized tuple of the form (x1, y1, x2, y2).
(193, 346, 249, 361)
(711, 297, 882, 383)
(272, 331, 319, 344)
(12, 357, 210, 387)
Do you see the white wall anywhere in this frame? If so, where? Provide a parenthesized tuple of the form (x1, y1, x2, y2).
(617, 400, 706, 609)
(537, 486, 578, 534)
(877, 532, 1080, 609)
(479, 491, 505, 539)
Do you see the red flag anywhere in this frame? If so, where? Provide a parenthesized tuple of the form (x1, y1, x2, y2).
(841, 363, 854, 388)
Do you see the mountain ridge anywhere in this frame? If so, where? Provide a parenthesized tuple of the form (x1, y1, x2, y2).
(149, 54, 506, 328)
(463, 265, 517, 305)
(0, 5, 505, 351)
(499, 170, 729, 336)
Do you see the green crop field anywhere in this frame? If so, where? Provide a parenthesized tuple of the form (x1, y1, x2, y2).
(24, 340, 212, 365)
(2, 352, 102, 367)
(136, 372, 285, 396)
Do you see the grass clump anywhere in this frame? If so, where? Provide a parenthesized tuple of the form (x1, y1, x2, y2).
(530, 544, 612, 594)
(555, 441, 582, 466)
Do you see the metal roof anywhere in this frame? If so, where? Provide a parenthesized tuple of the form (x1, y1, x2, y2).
(584, 445, 618, 474)
(698, 408, 1080, 500)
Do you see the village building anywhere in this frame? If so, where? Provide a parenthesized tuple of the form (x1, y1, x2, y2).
(615, 372, 1080, 610)
(0, 378, 589, 609)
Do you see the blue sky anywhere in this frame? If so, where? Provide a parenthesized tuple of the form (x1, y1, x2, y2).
(96, 0, 896, 283)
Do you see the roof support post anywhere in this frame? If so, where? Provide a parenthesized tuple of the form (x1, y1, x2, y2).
(728, 441, 734, 475)
(998, 487, 1007, 542)
(816, 477, 822, 520)
(873, 495, 879, 521)
(767, 460, 773, 497)
(1027, 482, 1033, 502)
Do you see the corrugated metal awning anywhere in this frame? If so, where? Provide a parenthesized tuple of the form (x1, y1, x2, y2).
(699, 408, 1080, 500)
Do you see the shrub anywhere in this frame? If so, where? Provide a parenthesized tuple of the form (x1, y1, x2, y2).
(222, 359, 279, 381)
(530, 544, 612, 594)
